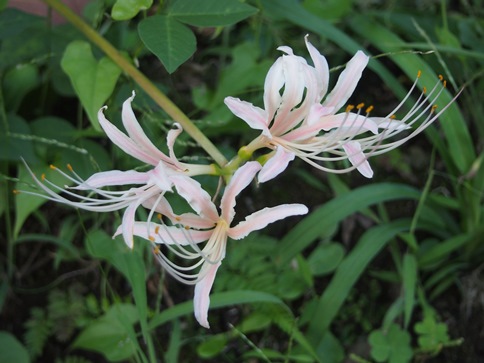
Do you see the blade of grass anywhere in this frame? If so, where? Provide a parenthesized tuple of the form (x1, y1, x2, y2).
(402, 253, 417, 328)
(306, 219, 410, 348)
(148, 290, 287, 329)
(277, 183, 420, 265)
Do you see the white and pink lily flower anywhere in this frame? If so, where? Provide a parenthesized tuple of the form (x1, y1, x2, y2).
(225, 35, 454, 180)
(20, 92, 214, 248)
(125, 161, 308, 328)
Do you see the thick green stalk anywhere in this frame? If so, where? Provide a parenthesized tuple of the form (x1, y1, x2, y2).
(42, 0, 228, 167)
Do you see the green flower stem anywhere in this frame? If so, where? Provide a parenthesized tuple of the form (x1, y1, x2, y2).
(42, 0, 228, 167)
(220, 135, 268, 178)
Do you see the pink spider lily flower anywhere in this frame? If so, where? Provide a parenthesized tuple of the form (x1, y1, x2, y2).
(225, 35, 456, 181)
(17, 92, 214, 248)
(124, 161, 308, 328)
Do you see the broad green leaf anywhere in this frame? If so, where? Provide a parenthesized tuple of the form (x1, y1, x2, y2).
(307, 220, 410, 344)
(138, 15, 196, 73)
(61, 40, 122, 130)
(0, 114, 38, 163)
(111, 0, 153, 20)
(197, 334, 228, 359)
(402, 253, 417, 328)
(0, 331, 30, 363)
(302, 0, 353, 20)
(72, 304, 139, 362)
(308, 243, 345, 276)
(14, 163, 62, 237)
(2, 63, 39, 112)
(168, 0, 258, 27)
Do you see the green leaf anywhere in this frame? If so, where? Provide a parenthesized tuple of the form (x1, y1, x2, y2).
(414, 315, 450, 350)
(402, 253, 417, 328)
(417, 234, 471, 267)
(308, 243, 345, 276)
(369, 324, 413, 363)
(61, 40, 122, 130)
(0, 331, 30, 363)
(0, 114, 38, 163)
(197, 334, 229, 359)
(111, 0, 153, 20)
(168, 0, 258, 26)
(2, 63, 39, 112)
(138, 15, 196, 73)
(72, 304, 139, 362)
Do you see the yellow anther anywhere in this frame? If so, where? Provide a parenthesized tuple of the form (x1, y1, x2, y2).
(345, 104, 355, 112)
(432, 105, 438, 112)
(184, 225, 190, 230)
(175, 217, 181, 222)
(365, 105, 374, 114)
(153, 246, 160, 254)
(438, 74, 444, 81)
(356, 102, 365, 110)
(12, 189, 19, 195)
(41, 173, 46, 181)
(155, 226, 160, 234)
(417, 70, 422, 78)
(390, 115, 396, 119)
(67, 164, 73, 172)
(423, 86, 427, 94)
(157, 213, 162, 220)
(149, 236, 155, 242)
(49, 164, 57, 170)
(443, 80, 447, 88)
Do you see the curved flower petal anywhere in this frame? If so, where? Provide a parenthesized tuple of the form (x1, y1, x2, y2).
(319, 112, 378, 134)
(166, 123, 185, 169)
(224, 97, 270, 136)
(372, 117, 411, 131)
(272, 55, 306, 129)
(147, 162, 173, 191)
(98, 106, 159, 166)
(119, 197, 143, 249)
(194, 262, 221, 329)
(220, 161, 261, 223)
(171, 175, 219, 222)
(75, 170, 150, 189)
(263, 57, 285, 121)
(342, 141, 373, 178)
(121, 92, 174, 165)
(258, 146, 295, 183)
(229, 204, 308, 240)
(120, 222, 213, 245)
(305, 35, 330, 99)
(323, 51, 369, 111)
